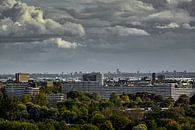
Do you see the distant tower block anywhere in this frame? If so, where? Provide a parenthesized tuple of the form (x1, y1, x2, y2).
(151, 73, 156, 84)
(15, 73, 30, 83)
(116, 68, 121, 74)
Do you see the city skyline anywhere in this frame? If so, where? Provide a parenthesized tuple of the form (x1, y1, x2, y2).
(0, 0, 195, 73)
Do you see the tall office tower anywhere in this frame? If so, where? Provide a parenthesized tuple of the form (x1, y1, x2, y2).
(83, 72, 104, 85)
(116, 68, 121, 74)
(15, 73, 30, 83)
(151, 73, 156, 84)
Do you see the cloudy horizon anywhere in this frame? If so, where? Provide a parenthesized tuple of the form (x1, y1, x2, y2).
(0, 0, 195, 73)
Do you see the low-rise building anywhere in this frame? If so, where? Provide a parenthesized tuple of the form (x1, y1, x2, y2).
(5, 83, 39, 98)
(46, 93, 65, 104)
(62, 82, 195, 100)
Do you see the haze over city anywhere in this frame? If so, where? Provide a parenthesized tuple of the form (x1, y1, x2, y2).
(0, 0, 195, 73)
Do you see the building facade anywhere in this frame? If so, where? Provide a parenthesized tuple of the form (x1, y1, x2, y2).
(15, 73, 30, 83)
(62, 83, 195, 100)
(46, 93, 65, 104)
(5, 83, 39, 98)
(82, 72, 103, 85)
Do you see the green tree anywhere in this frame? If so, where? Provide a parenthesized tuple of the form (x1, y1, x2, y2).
(0, 120, 39, 130)
(89, 92, 100, 101)
(132, 124, 147, 130)
(91, 113, 106, 127)
(34, 92, 48, 106)
(22, 94, 32, 103)
(81, 124, 99, 130)
(0, 97, 20, 120)
(110, 92, 122, 108)
(146, 120, 157, 130)
(99, 99, 114, 110)
(62, 111, 77, 124)
(110, 114, 131, 130)
(121, 95, 130, 103)
(166, 120, 181, 130)
(135, 97, 142, 104)
(190, 94, 195, 105)
(174, 95, 190, 108)
(100, 121, 114, 130)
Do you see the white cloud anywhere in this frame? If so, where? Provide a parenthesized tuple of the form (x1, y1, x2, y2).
(0, 0, 85, 37)
(156, 22, 180, 29)
(182, 23, 195, 29)
(108, 26, 150, 36)
(13, 38, 80, 49)
(146, 10, 192, 24)
(47, 38, 79, 49)
(166, 0, 192, 5)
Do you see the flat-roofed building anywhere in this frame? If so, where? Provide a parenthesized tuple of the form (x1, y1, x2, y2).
(5, 83, 39, 98)
(15, 73, 30, 83)
(46, 93, 65, 104)
(83, 72, 104, 85)
(62, 82, 195, 101)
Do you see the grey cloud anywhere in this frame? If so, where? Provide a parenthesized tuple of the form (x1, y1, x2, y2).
(178, 0, 195, 17)
(0, 0, 195, 73)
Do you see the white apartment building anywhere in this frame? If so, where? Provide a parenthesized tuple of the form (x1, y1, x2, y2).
(5, 83, 39, 98)
(46, 93, 65, 104)
(62, 82, 195, 100)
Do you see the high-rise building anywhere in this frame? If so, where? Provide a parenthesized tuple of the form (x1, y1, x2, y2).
(15, 73, 30, 83)
(83, 72, 103, 85)
(151, 73, 156, 84)
(116, 68, 121, 74)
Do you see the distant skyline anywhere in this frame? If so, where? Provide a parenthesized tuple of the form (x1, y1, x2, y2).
(0, 0, 195, 73)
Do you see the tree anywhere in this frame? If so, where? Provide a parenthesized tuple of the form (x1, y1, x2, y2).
(166, 120, 181, 130)
(100, 121, 114, 130)
(0, 120, 39, 130)
(110, 92, 122, 108)
(26, 103, 41, 121)
(132, 124, 147, 130)
(99, 99, 114, 110)
(91, 113, 106, 127)
(81, 124, 99, 130)
(146, 120, 157, 130)
(54, 121, 68, 130)
(190, 94, 195, 105)
(61, 111, 77, 124)
(110, 114, 131, 130)
(175, 95, 190, 109)
(0, 97, 20, 120)
(22, 94, 32, 103)
(34, 92, 48, 106)
(135, 97, 143, 104)
(67, 91, 82, 99)
(89, 92, 100, 101)
(121, 95, 130, 103)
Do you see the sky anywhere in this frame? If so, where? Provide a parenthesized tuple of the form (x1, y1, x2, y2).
(0, 0, 195, 73)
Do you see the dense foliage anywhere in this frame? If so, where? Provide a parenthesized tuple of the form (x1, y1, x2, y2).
(0, 91, 195, 130)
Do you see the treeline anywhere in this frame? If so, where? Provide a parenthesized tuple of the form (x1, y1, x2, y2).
(0, 91, 195, 130)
